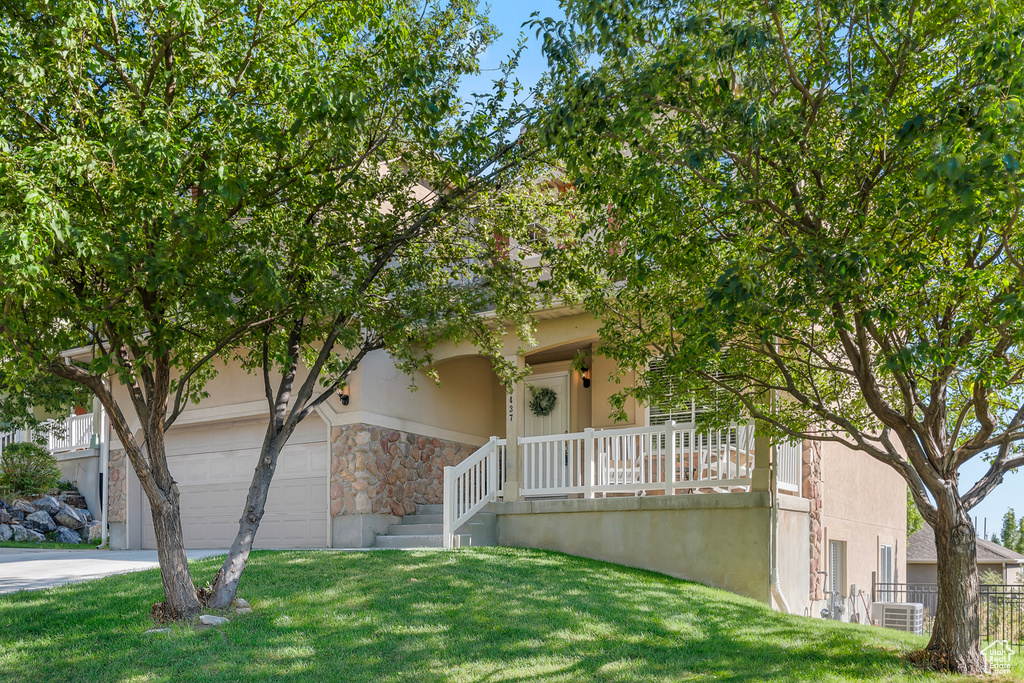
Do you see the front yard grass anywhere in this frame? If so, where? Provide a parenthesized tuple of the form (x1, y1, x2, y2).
(0, 547, 1019, 682)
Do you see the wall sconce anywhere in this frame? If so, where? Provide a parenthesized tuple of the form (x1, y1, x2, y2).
(581, 365, 591, 389)
(338, 385, 350, 406)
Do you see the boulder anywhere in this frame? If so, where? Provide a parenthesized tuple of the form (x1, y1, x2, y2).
(55, 526, 83, 544)
(34, 496, 62, 517)
(82, 509, 94, 523)
(0, 524, 12, 541)
(55, 505, 86, 530)
(0, 509, 11, 525)
(198, 615, 230, 627)
(80, 521, 103, 543)
(10, 510, 25, 523)
(59, 492, 89, 509)
(11, 499, 37, 514)
(13, 525, 45, 542)
(25, 510, 57, 533)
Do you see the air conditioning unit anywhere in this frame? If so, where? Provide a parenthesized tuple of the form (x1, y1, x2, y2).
(871, 602, 924, 635)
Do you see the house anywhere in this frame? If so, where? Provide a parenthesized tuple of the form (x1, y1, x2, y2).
(0, 304, 907, 620)
(908, 525, 1024, 585)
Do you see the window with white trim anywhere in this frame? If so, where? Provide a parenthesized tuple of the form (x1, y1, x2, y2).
(878, 543, 894, 601)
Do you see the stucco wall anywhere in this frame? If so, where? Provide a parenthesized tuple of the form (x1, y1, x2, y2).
(348, 353, 504, 441)
(816, 440, 908, 622)
(54, 450, 100, 516)
(496, 492, 777, 604)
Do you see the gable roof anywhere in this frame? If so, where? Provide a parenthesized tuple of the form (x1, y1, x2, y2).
(907, 524, 1024, 564)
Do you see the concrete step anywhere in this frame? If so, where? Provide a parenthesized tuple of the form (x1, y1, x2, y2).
(415, 504, 443, 514)
(373, 533, 470, 549)
(397, 513, 442, 524)
(388, 523, 442, 535)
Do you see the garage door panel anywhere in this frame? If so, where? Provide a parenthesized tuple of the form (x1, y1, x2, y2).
(143, 418, 328, 549)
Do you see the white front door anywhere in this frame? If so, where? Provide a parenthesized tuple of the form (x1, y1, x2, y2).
(524, 373, 570, 437)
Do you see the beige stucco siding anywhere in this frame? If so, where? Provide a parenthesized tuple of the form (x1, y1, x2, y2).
(497, 493, 775, 603)
(817, 440, 907, 619)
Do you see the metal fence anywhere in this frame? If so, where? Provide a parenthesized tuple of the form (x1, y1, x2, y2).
(872, 581, 1023, 652)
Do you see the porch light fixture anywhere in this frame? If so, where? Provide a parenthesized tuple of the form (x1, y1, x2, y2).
(581, 365, 591, 389)
(338, 385, 350, 406)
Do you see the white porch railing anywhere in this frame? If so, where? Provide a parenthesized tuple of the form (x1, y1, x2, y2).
(442, 436, 506, 548)
(46, 413, 95, 453)
(0, 413, 96, 458)
(520, 421, 756, 498)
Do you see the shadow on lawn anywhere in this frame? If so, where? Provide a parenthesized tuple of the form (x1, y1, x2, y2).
(0, 548, 974, 682)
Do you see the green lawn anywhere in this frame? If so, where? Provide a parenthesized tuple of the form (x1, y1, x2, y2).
(0, 548, 1019, 682)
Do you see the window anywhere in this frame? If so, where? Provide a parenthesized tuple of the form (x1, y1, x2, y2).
(878, 543, 894, 601)
(829, 540, 847, 599)
(647, 359, 718, 426)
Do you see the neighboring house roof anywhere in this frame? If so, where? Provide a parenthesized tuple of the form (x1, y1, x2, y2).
(907, 525, 1024, 565)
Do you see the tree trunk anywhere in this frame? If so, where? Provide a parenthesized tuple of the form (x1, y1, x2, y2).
(149, 488, 202, 619)
(208, 441, 281, 609)
(924, 489, 985, 674)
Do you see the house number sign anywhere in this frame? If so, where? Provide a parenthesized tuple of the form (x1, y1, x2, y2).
(508, 394, 514, 422)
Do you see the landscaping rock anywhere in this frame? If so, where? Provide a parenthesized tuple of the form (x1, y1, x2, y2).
(234, 598, 250, 609)
(198, 615, 230, 627)
(82, 509, 93, 523)
(0, 524, 12, 541)
(55, 526, 82, 544)
(81, 521, 103, 543)
(55, 505, 86, 530)
(11, 499, 37, 514)
(10, 510, 25, 523)
(59, 492, 88, 509)
(33, 496, 62, 517)
(235, 607, 253, 615)
(25, 510, 57, 533)
(13, 525, 44, 542)
(145, 627, 172, 634)
(0, 509, 11, 525)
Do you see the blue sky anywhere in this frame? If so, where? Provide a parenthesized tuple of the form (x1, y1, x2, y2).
(477, 2, 1024, 542)
(460, 2, 564, 100)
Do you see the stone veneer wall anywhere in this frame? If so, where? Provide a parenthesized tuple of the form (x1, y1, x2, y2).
(802, 440, 824, 600)
(330, 424, 476, 517)
(107, 448, 127, 523)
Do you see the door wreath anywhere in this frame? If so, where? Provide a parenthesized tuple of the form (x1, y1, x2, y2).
(528, 385, 558, 417)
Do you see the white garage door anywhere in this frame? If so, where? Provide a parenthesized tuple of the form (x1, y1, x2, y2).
(142, 417, 329, 549)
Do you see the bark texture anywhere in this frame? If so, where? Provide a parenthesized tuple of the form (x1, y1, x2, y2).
(208, 440, 282, 609)
(150, 490, 202, 618)
(923, 490, 985, 674)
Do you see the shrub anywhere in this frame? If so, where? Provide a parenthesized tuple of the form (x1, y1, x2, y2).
(0, 442, 62, 494)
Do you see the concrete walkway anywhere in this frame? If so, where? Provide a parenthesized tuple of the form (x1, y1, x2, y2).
(0, 548, 226, 594)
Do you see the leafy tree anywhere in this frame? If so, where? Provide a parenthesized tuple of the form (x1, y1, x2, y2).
(1000, 509, 1019, 551)
(535, 0, 1024, 673)
(0, 0, 546, 618)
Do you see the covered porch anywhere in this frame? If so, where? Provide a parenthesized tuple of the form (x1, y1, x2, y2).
(443, 420, 804, 548)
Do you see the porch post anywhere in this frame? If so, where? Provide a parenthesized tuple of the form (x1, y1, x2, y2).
(752, 390, 772, 492)
(502, 353, 526, 501)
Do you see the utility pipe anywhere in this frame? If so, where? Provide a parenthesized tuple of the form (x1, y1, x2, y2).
(769, 438, 792, 614)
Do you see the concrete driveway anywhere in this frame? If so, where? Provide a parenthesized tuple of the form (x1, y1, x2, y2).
(0, 548, 225, 594)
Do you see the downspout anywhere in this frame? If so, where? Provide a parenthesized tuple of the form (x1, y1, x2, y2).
(99, 392, 110, 549)
(769, 440, 792, 614)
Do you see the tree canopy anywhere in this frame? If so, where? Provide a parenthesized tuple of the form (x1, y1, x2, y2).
(0, 0, 553, 618)
(535, 0, 1024, 672)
